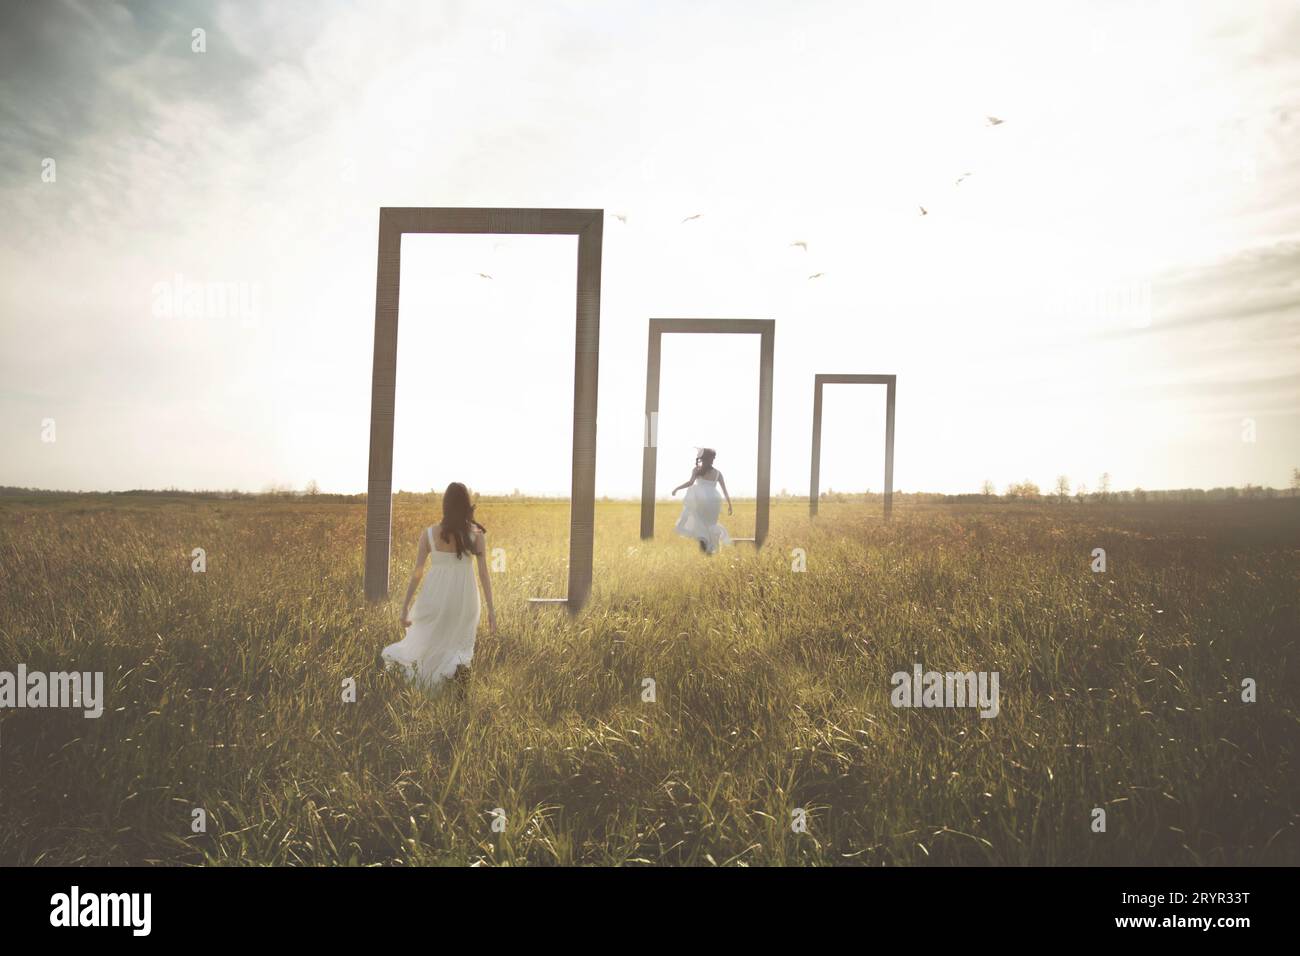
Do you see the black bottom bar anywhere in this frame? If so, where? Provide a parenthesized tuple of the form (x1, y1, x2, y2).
(2, 866, 1284, 942)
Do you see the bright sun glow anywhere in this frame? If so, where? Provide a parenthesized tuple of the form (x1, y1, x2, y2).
(1, 0, 1297, 496)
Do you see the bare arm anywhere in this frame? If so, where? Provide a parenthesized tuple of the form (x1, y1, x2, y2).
(473, 530, 497, 636)
(718, 471, 733, 514)
(671, 467, 699, 496)
(399, 528, 431, 627)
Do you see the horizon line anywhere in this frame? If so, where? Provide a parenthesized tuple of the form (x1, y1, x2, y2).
(3, 484, 1296, 500)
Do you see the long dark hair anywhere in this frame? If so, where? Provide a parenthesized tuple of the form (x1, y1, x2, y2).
(438, 482, 486, 559)
(695, 448, 717, 476)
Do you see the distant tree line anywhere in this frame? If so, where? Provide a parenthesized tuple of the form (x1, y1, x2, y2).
(5, 468, 1299, 504)
(0, 483, 361, 503)
(969, 468, 1300, 503)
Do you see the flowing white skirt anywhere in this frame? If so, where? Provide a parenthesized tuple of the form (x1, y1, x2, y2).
(675, 478, 732, 554)
(382, 547, 480, 691)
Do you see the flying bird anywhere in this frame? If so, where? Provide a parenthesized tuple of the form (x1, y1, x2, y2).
(478, 273, 493, 279)
(790, 241, 808, 251)
(808, 272, 825, 280)
(918, 205, 928, 216)
(955, 172, 972, 186)
(614, 213, 628, 223)
(680, 213, 702, 223)
(985, 115, 1005, 126)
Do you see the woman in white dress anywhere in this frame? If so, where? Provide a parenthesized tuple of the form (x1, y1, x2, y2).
(671, 448, 733, 555)
(383, 482, 497, 694)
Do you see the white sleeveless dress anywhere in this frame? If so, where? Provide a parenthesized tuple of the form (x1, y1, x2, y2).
(382, 526, 481, 690)
(675, 474, 732, 554)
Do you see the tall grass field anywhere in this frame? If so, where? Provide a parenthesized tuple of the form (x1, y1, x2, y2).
(1, 496, 1296, 865)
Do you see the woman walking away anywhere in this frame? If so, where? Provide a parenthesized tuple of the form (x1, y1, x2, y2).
(383, 482, 497, 694)
(671, 448, 733, 555)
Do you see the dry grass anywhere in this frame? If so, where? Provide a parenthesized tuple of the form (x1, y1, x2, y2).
(0, 495, 1296, 865)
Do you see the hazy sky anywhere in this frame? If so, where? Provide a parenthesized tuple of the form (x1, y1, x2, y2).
(2, 0, 1298, 497)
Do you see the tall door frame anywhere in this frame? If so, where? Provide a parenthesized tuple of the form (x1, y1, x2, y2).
(364, 207, 604, 610)
(640, 318, 775, 545)
(808, 373, 896, 519)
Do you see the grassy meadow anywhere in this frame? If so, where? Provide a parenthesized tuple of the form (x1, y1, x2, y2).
(0, 494, 1296, 866)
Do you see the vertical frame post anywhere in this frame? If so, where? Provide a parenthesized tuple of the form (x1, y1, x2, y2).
(364, 218, 402, 600)
(640, 326, 662, 539)
(809, 377, 823, 518)
(755, 323, 774, 545)
(884, 377, 896, 521)
(568, 215, 603, 610)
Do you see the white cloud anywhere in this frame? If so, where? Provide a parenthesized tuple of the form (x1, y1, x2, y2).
(1, 0, 1298, 494)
